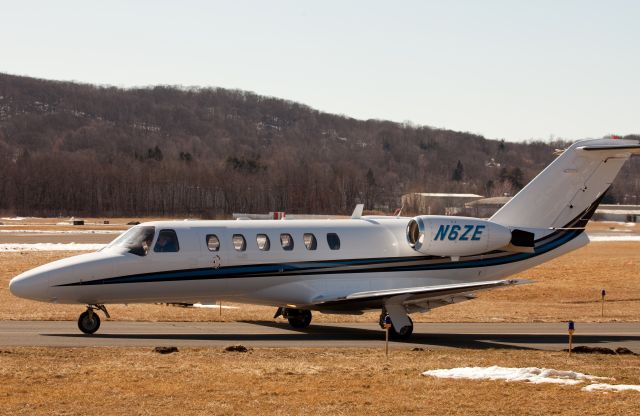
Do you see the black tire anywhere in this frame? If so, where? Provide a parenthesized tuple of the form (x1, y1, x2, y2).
(78, 311, 101, 334)
(287, 309, 312, 329)
(389, 316, 413, 341)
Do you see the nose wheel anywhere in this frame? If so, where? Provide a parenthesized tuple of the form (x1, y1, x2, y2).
(77, 305, 109, 334)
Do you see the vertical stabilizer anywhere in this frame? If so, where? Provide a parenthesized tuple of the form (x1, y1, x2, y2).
(490, 138, 640, 229)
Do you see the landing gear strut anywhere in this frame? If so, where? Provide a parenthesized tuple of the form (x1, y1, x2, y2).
(379, 309, 413, 341)
(274, 307, 312, 329)
(77, 304, 110, 334)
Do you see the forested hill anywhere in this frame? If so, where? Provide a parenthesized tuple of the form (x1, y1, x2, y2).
(0, 73, 637, 217)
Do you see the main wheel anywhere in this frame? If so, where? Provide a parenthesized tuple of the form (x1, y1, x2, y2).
(389, 316, 413, 341)
(78, 310, 101, 334)
(287, 309, 312, 329)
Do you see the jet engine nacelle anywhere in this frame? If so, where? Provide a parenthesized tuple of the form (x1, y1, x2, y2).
(406, 215, 513, 257)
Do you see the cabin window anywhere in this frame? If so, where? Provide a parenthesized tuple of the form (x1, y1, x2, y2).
(233, 234, 246, 251)
(327, 233, 341, 250)
(154, 229, 180, 253)
(206, 234, 220, 252)
(256, 234, 270, 251)
(303, 233, 317, 250)
(280, 233, 294, 251)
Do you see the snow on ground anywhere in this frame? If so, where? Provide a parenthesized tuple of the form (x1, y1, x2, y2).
(598, 221, 636, 227)
(422, 366, 611, 386)
(192, 303, 239, 309)
(0, 217, 26, 221)
(423, 366, 640, 393)
(582, 383, 640, 392)
(0, 229, 121, 235)
(0, 243, 106, 252)
(588, 235, 640, 242)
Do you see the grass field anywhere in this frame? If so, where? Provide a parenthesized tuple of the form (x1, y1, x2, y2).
(1, 241, 639, 323)
(1, 347, 638, 415)
(2, 221, 639, 415)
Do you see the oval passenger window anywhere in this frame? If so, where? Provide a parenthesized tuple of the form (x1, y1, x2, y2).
(327, 233, 340, 250)
(280, 233, 294, 251)
(256, 234, 270, 251)
(233, 234, 246, 251)
(303, 233, 317, 250)
(206, 234, 220, 252)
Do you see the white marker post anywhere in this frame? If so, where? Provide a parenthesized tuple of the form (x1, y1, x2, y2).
(383, 314, 392, 359)
(568, 321, 575, 356)
(601, 289, 606, 317)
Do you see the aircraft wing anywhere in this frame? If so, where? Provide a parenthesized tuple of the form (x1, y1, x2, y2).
(312, 279, 530, 311)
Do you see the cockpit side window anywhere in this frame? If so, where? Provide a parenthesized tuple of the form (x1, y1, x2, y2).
(107, 225, 156, 257)
(154, 229, 180, 253)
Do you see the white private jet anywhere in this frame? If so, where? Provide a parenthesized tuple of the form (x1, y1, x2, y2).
(9, 137, 640, 339)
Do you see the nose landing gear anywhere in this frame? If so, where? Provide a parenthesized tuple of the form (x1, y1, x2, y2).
(77, 304, 110, 334)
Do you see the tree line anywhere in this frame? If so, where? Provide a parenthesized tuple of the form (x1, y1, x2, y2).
(0, 73, 638, 217)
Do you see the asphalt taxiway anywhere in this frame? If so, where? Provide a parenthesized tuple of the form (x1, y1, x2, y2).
(0, 321, 639, 350)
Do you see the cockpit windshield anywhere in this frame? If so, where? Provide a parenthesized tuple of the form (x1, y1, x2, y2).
(105, 226, 156, 256)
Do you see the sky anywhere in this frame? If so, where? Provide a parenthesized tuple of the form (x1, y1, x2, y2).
(1, 0, 639, 142)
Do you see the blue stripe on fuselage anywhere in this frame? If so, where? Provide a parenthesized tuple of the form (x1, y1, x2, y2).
(55, 229, 581, 287)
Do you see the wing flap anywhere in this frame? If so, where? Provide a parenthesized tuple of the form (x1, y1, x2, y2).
(313, 279, 530, 308)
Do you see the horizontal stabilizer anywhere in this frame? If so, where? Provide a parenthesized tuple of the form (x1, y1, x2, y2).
(577, 144, 640, 153)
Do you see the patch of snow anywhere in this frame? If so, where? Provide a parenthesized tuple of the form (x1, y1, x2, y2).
(598, 221, 637, 227)
(1, 217, 26, 221)
(0, 229, 121, 235)
(582, 383, 640, 393)
(422, 366, 611, 386)
(588, 235, 640, 242)
(0, 243, 106, 252)
(192, 303, 238, 309)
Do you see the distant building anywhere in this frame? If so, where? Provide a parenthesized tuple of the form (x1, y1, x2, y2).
(403, 194, 640, 222)
(593, 205, 640, 223)
(465, 196, 512, 218)
(402, 193, 483, 216)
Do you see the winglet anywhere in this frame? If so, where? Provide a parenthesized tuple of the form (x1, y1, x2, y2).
(351, 204, 364, 219)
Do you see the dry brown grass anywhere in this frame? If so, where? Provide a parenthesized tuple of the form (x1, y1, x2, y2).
(1, 240, 639, 323)
(0, 347, 638, 415)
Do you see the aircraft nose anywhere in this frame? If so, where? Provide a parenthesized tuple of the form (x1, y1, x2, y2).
(9, 272, 51, 301)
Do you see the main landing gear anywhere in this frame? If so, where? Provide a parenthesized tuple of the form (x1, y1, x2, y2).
(274, 307, 312, 329)
(77, 304, 110, 334)
(379, 308, 414, 341)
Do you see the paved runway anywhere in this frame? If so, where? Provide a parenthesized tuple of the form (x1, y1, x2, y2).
(1, 321, 639, 350)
